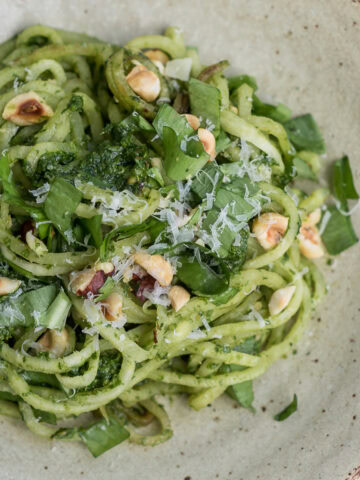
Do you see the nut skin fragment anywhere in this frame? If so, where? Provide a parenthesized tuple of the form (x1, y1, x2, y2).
(268, 285, 296, 316)
(169, 285, 190, 312)
(38, 328, 70, 357)
(252, 213, 289, 250)
(198, 128, 216, 160)
(2, 91, 53, 126)
(184, 114, 200, 130)
(101, 292, 123, 321)
(126, 65, 161, 102)
(133, 251, 173, 287)
(0, 277, 21, 296)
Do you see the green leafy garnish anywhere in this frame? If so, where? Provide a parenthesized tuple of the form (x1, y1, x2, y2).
(176, 256, 229, 295)
(332, 155, 359, 207)
(273, 394, 298, 421)
(227, 377, 255, 412)
(190, 162, 223, 200)
(293, 156, 317, 180)
(321, 156, 358, 255)
(253, 96, 292, 123)
(0, 153, 49, 238)
(153, 104, 209, 180)
(80, 215, 103, 248)
(44, 178, 82, 238)
(78, 416, 130, 457)
(0, 284, 57, 329)
(284, 114, 325, 153)
(321, 206, 358, 255)
(188, 78, 221, 137)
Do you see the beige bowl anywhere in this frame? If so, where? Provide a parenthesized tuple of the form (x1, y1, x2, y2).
(0, 1, 359, 479)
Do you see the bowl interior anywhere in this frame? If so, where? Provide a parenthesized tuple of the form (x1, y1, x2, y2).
(0, 1, 359, 479)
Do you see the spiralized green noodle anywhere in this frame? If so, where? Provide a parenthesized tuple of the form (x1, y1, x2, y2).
(0, 24, 330, 456)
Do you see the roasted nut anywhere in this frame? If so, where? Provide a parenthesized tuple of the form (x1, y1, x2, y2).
(3, 91, 53, 126)
(298, 224, 324, 259)
(252, 213, 289, 250)
(268, 285, 296, 316)
(101, 292, 123, 321)
(71, 262, 114, 297)
(0, 277, 21, 296)
(37, 328, 70, 357)
(126, 65, 161, 102)
(144, 49, 170, 65)
(184, 113, 200, 130)
(305, 208, 321, 227)
(133, 251, 173, 287)
(151, 157, 162, 168)
(95, 262, 115, 275)
(198, 128, 216, 160)
(168, 285, 190, 312)
(71, 269, 96, 295)
(298, 208, 324, 259)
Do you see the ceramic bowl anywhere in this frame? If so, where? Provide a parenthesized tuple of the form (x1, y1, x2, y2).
(0, 1, 359, 479)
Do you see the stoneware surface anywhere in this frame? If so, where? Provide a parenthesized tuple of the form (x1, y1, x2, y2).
(0, 1, 359, 479)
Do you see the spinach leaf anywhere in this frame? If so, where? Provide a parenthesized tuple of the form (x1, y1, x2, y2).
(209, 287, 238, 305)
(153, 104, 193, 139)
(176, 256, 229, 295)
(234, 336, 261, 355)
(225, 336, 261, 409)
(80, 215, 103, 248)
(0, 152, 20, 199)
(0, 153, 49, 238)
(188, 78, 221, 137)
(200, 175, 258, 257)
(79, 416, 129, 457)
(215, 129, 232, 153)
(0, 284, 58, 328)
(252, 95, 292, 123)
(190, 162, 223, 201)
(227, 377, 255, 412)
(0, 391, 18, 402)
(162, 126, 209, 180)
(332, 155, 359, 206)
(100, 217, 160, 260)
(44, 178, 82, 238)
(321, 205, 358, 255)
(33, 408, 57, 425)
(293, 156, 317, 180)
(20, 370, 60, 388)
(284, 114, 325, 153)
(321, 156, 358, 255)
(153, 105, 209, 180)
(274, 394, 298, 421)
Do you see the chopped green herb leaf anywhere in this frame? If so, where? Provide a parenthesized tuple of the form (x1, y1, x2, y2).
(284, 114, 325, 153)
(274, 394, 298, 421)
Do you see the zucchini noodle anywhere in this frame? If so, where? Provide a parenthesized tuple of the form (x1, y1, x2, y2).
(0, 24, 335, 457)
